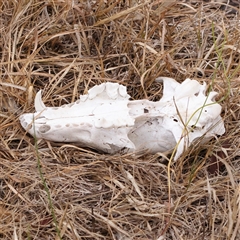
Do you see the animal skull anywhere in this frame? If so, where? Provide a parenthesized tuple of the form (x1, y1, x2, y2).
(19, 77, 225, 160)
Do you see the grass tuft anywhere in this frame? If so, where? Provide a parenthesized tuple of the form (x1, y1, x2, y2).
(1, 0, 240, 239)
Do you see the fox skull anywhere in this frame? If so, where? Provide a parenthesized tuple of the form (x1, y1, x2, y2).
(20, 78, 225, 160)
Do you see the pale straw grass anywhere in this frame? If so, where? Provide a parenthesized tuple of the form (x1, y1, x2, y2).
(1, 0, 240, 239)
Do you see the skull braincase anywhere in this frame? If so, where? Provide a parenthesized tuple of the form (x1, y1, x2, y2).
(20, 77, 225, 160)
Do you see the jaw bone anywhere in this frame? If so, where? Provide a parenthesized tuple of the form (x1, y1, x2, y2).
(19, 78, 225, 161)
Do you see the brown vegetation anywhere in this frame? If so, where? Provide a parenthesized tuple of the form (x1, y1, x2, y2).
(1, 0, 240, 239)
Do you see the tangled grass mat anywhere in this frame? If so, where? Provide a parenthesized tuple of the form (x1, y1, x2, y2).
(1, 1, 240, 239)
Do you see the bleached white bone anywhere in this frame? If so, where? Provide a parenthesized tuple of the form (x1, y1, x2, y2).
(34, 90, 46, 111)
(19, 78, 225, 160)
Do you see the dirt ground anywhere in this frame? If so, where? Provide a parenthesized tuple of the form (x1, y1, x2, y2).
(1, 1, 240, 239)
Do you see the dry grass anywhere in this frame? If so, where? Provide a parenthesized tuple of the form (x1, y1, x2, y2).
(1, 0, 240, 239)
